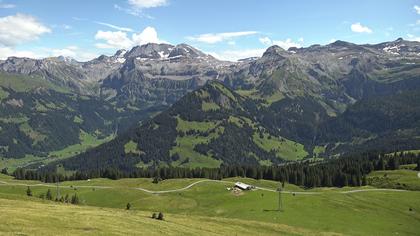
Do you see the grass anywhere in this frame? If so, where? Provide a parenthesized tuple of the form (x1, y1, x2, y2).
(313, 146, 326, 158)
(253, 133, 308, 161)
(170, 116, 223, 168)
(0, 87, 9, 101)
(210, 82, 237, 101)
(201, 101, 220, 111)
(170, 134, 222, 168)
(73, 115, 84, 124)
(0, 72, 69, 93)
(0, 175, 420, 235)
(0, 198, 328, 236)
(368, 169, 420, 191)
(19, 122, 47, 146)
(175, 116, 219, 132)
(263, 92, 285, 106)
(124, 140, 144, 155)
(0, 115, 29, 124)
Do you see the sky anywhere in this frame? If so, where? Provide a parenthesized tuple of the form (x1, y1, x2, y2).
(0, 0, 419, 61)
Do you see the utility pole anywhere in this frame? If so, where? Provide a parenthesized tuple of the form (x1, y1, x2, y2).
(278, 181, 283, 212)
(56, 164, 61, 200)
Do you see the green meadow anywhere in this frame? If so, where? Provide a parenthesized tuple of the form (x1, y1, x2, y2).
(1, 168, 420, 235)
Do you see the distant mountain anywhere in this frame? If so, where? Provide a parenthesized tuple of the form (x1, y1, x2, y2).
(1, 38, 420, 170)
(0, 43, 232, 161)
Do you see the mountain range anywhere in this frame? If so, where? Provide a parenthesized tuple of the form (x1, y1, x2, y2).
(0, 38, 419, 171)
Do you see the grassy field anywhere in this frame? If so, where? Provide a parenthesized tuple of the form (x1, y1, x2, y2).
(1, 170, 420, 235)
(0, 198, 323, 236)
(368, 169, 420, 191)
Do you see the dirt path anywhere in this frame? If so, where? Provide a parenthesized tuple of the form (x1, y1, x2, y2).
(0, 179, 410, 195)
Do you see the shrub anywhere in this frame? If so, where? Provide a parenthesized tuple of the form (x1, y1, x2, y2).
(157, 212, 164, 220)
(26, 186, 32, 197)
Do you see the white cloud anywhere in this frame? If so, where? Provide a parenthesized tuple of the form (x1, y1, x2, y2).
(328, 38, 337, 44)
(95, 31, 133, 49)
(63, 24, 72, 30)
(95, 21, 133, 32)
(0, 14, 51, 47)
(0, 2, 15, 8)
(114, 4, 154, 19)
(414, 5, 420, 14)
(187, 31, 258, 44)
(132, 26, 162, 45)
(407, 34, 420, 42)
(209, 48, 266, 61)
(94, 26, 164, 49)
(0, 45, 98, 62)
(52, 47, 98, 61)
(350, 23, 372, 33)
(259, 37, 302, 49)
(259, 36, 271, 45)
(0, 47, 39, 59)
(128, 0, 167, 9)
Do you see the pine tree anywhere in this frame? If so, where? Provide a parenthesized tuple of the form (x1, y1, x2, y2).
(46, 189, 52, 200)
(71, 194, 79, 204)
(362, 175, 367, 186)
(26, 186, 32, 197)
(1, 168, 8, 175)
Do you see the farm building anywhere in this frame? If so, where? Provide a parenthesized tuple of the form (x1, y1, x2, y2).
(235, 182, 253, 190)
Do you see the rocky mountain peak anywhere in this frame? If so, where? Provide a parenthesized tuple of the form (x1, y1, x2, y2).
(262, 45, 287, 58)
(168, 43, 209, 59)
(124, 43, 174, 59)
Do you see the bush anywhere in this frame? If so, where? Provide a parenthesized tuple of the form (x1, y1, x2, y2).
(1, 168, 8, 175)
(71, 194, 79, 204)
(46, 189, 52, 200)
(152, 213, 157, 219)
(126, 203, 131, 210)
(26, 186, 32, 197)
(157, 212, 164, 220)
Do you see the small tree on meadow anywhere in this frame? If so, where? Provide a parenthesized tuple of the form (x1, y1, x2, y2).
(157, 212, 164, 220)
(1, 168, 8, 175)
(71, 194, 79, 204)
(126, 202, 131, 210)
(152, 213, 157, 219)
(46, 189, 53, 200)
(26, 186, 32, 197)
(152, 176, 160, 184)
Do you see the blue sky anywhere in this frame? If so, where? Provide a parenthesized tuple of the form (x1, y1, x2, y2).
(0, 0, 419, 61)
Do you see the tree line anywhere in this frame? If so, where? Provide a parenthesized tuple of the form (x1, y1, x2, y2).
(12, 151, 419, 188)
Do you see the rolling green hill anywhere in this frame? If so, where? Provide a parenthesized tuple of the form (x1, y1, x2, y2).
(1, 171, 420, 235)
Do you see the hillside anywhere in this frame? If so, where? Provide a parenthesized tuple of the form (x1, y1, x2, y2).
(0, 198, 311, 236)
(49, 81, 309, 171)
(1, 172, 420, 235)
(43, 79, 420, 172)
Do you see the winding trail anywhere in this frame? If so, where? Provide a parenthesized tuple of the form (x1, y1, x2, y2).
(0, 179, 409, 195)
